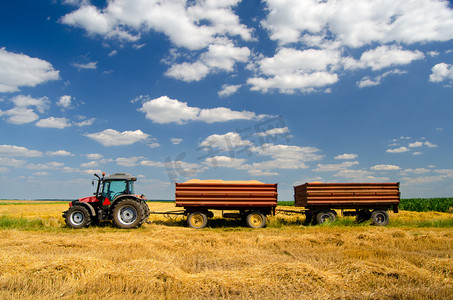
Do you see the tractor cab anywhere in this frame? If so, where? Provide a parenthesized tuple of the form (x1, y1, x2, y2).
(95, 172, 137, 205)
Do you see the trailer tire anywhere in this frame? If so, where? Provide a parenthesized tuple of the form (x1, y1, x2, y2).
(316, 210, 336, 225)
(245, 211, 266, 228)
(113, 199, 146, 229)
(371, 210, 389, 226)
(187, 211, 208, 229)
(65, 205, 91, 228)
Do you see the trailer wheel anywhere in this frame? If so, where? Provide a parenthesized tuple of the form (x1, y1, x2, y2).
(245, 211, 266, 228)
(65, 205, 91, 228)
(316, 210, 336, 225)
(371, 210, 389, 226)
(187, 212, 208, 229)
(113, 199, 146, 229)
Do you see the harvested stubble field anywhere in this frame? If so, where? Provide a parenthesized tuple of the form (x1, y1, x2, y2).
(0, 201, 453, 299)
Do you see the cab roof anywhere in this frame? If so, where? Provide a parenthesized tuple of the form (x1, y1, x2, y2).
(103, 173, 137, 181)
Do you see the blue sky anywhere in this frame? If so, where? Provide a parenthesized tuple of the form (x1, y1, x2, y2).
(1, 0, 453, 200)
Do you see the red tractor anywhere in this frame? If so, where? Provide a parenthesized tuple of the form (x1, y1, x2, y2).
(63, 173, 150, 229)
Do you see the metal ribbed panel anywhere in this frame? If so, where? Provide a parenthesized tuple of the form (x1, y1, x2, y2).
(175, 183, 278, 208)
(294, 182, 400, 208)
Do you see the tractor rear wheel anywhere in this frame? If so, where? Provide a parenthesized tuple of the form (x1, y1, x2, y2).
(65, 205, 91, 228)
(113, 199, 146, 229)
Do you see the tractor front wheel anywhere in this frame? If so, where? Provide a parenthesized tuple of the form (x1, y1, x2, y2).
(65, 206, 91, 228)
(113, 199, 146, 229)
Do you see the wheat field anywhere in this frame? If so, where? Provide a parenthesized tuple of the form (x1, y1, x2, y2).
(0, 201, 452, 299)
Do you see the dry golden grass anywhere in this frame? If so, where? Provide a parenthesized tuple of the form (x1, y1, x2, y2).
(0, 201, 452, 299)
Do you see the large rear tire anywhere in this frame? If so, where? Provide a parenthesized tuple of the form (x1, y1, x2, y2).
(245, 211, 266, 228)
(65, 205, 91, 228)
(113, 199, 146, 229)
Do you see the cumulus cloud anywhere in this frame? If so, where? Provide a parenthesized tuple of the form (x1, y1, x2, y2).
(0, 48, 60, 92)
(387, 146, 410, 153)
(262, 0, 453, 47)
(356, 69, 407, 88)
(313, 161, 359, 172)
(334, 153, 357, 160)
(36, 117, 71, 129)
(138, 95, 269, 124)
(371, 164, 401, 171)
(248, 48, 340, 93)
(0, 145, 43, 157)
(72, 61, 98, 70)
(57, 95, 72, 109)
(199, 132, 253, 152)
(429, 63, 453, 83)
(46, 150, 74, 156)
(85, 129, 150, 146)
(170, 138, 183, 145)
(0, 95, 50, 124)
(60, 0, 252, 49)
(218, 84, 241, 98)
(345, 45, 424, 71)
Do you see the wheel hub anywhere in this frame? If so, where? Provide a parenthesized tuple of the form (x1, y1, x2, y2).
(71, 212, 84, 225)
(118, 206, 137, 225)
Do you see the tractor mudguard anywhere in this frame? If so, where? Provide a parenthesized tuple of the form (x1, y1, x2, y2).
(70, 200, 96, 216)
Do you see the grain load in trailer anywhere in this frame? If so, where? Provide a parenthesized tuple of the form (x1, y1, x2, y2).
(175, 179, 278, 229)
(293, 182, 400, 225)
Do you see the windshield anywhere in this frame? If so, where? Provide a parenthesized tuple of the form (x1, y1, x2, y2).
(102, 180, 133, 199)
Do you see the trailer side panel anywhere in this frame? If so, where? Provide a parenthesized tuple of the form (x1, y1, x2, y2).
(175, 183, 278, 209)
(294, 182, 400, 209)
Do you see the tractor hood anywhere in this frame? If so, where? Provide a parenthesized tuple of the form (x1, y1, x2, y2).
(78, 196, 99, 203)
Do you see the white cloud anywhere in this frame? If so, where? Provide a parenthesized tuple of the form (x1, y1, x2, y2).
(402, 168, 431, 174)
(57, 95, 72, 109)
(0, 145, 42, 157)
(430, 63, 453, 83)
(386, 146, 410, 153)
(334, 169, 389, 182)
(60, 0, 252, 49)
(140, 160, 164, 168)
(218, 84, 241, 98)
(204, 156, 246, 169)
(200, 132, 253, 152)
(11, 95, 49, 113)
(313, 161, 359, 172)
(85, 129, 150, 146)
(248, 48, 340, 93)
(0, 157, 26, 167)
(86, 153, 103, 160)
(72, 61, 98, 70)
(0, 95, 50, 125)
(262, 0, 453, 47)
(75, 118, 95, 127)
(247, 169, 279, 176)
(170, 138, 183, 145)
(46, 150, 74, 156)
(424, 141, 438, 148)
(0, 48, 60, 92)
(138, 95, 269, 124)
(334, 153, 357, 160)
(36, 117, 71, 129)
(256, 127, 290, 138)
(356, 69, 407, 88)
(25, 161, 64, 170)
(409, 141, 424, 148)
(165, 61, 210, 82)
(371, 164, 401, 171)
(346, 45, 424, 71)
(116, 156, 144, 167)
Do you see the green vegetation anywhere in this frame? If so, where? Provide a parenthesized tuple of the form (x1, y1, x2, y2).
(277, 201, 295, 206)
(0, 216, 45, 230)
(400, 198, 453, 213)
